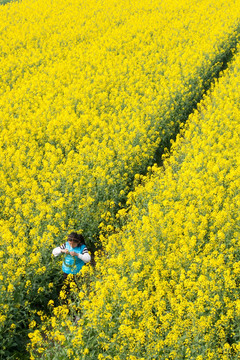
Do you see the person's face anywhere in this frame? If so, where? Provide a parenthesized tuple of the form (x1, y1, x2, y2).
(68, 239, 78, 248)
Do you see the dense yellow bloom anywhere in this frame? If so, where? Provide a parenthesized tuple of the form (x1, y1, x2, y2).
(0, 0, 240, 358)
(28, 330, 43, 346)
(31, 44, 240, 358)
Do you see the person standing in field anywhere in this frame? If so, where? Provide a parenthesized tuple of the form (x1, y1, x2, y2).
(52, 232, 91, 279)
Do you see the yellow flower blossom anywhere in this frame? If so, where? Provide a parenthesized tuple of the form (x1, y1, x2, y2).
(1, 0, 240, 358)
(29, 320, 37, 329)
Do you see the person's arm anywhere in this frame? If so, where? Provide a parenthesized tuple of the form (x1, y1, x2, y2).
(52, 243, 67, 257)
(76, 247, 91, 263)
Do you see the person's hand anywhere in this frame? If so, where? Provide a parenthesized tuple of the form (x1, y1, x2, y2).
(69, 251, 78, 257)
(61, 249, 69, 254)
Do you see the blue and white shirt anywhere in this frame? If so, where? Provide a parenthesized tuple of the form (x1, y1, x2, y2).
(52, 241, 91, 274)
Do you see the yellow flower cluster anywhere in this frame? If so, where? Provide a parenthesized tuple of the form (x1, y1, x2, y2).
(30, 45, 240, 358)
(1, 0, 240, 357)
(1, 0, 240, 244)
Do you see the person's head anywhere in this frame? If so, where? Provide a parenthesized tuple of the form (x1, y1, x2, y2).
(67, 232, 85, 248)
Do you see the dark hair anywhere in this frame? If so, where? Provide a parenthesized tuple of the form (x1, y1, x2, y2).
(68, 232, 85, 245)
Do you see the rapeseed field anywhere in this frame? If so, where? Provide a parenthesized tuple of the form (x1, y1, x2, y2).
(29, 45, 240, 359)
(0, 0, 240, 358)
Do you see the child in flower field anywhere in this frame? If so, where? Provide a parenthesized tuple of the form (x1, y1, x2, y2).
(52, 232, 91, 279)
